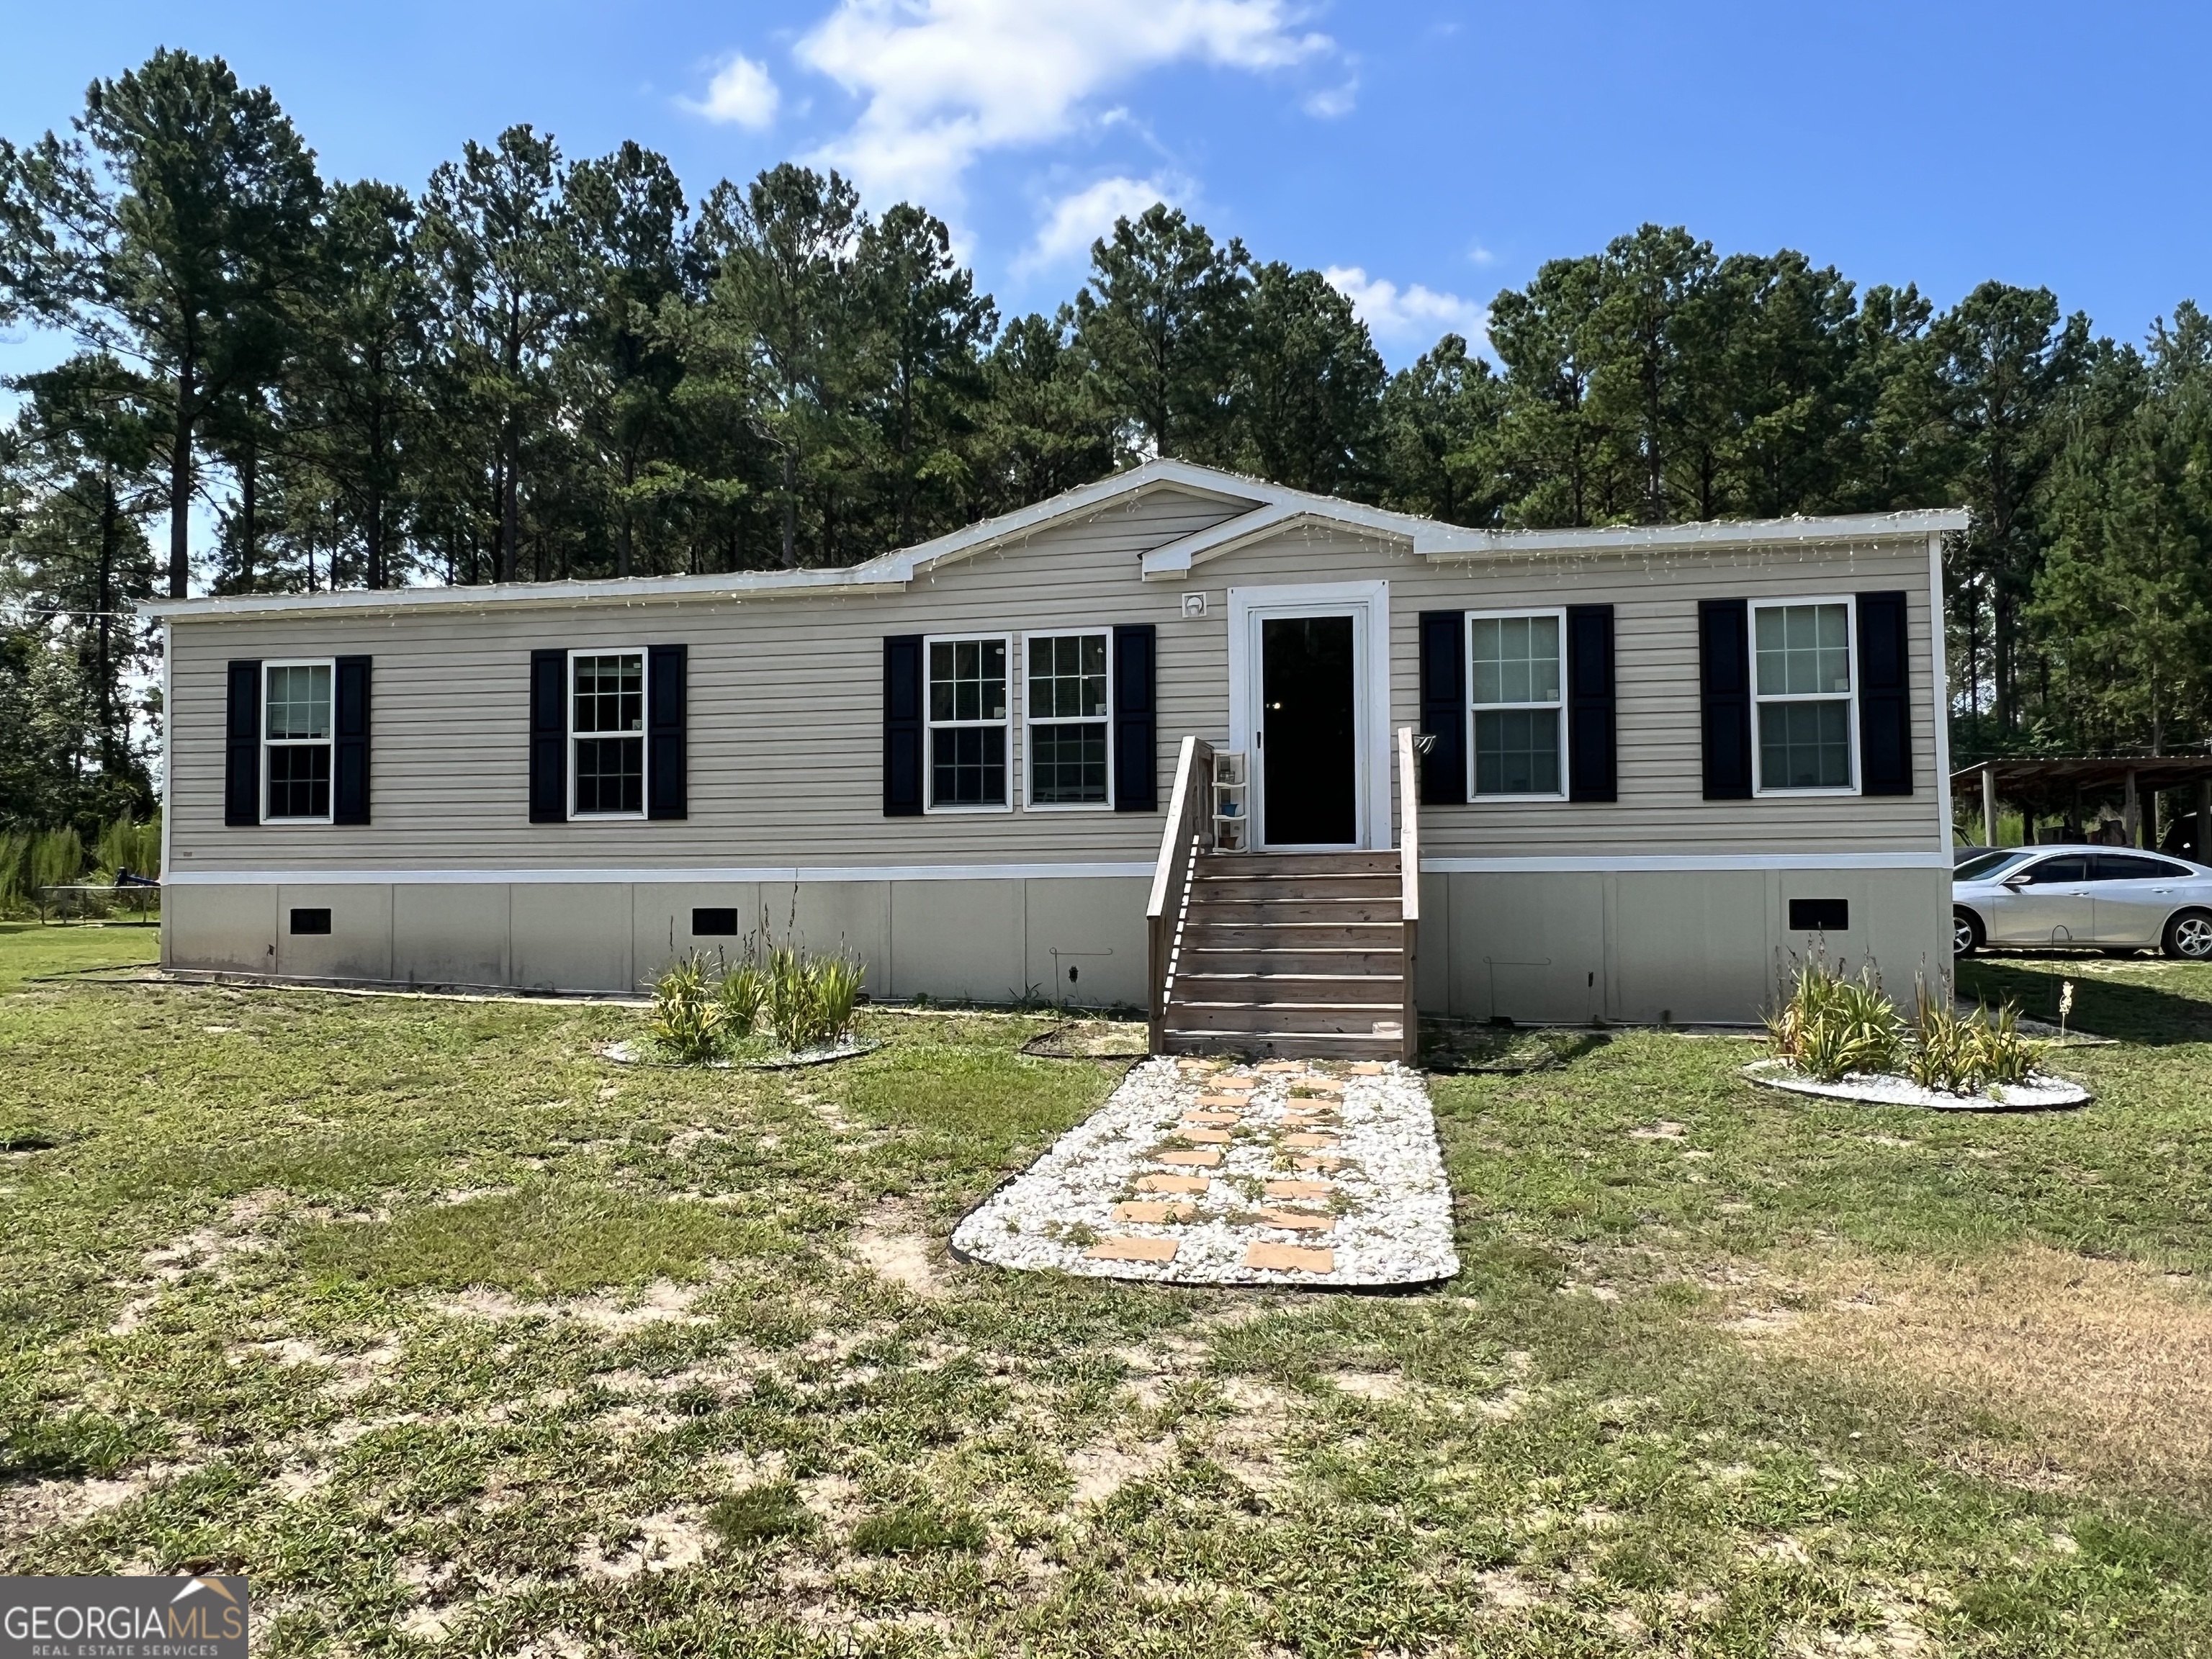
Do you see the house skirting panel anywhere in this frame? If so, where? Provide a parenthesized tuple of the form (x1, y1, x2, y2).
(163, 861, 1948, 1028)
(161, 876, 1152, 1008)
(1415, 864, 1951, 1026)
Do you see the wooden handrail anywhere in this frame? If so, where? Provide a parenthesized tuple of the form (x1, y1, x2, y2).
(1395, 724, 1421, 1063)
(1147, 735, 1215, 1053)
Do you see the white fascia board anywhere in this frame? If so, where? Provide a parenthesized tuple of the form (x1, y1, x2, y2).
(860, 457, 1271, 582)
(140, 567, 905, 622)
(1417, 508, 1971, 559)
(1139, 503, 1397, 578)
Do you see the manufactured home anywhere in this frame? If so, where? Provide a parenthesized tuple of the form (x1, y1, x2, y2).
(145, 461, 1964, 1056)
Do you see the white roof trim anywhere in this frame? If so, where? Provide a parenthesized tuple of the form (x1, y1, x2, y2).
(1416, 508, 1969, 557)
(136, 454, 1969, 622)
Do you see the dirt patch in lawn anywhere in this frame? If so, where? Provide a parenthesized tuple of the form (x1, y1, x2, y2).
(849, 1201, 950, 1298)
(1737, 1244, 2212, 1501)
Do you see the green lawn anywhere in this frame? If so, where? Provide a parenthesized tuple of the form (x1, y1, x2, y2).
(2, 924, 2209, 1656)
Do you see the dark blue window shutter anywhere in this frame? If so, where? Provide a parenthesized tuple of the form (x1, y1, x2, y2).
(1699, 599, 1753, 800)
(884, 634, 923, 817)
(1112, 623, 1157, 811)
(1857, 590, 1913, 796)
(224, 660, 261, 827)
(529, 649, 567, 822)
(1418, 611, 1466, 804)
(1566, 605, 1617, 803)
(647, 644, 687, 820)
(333, 655, 372, 824)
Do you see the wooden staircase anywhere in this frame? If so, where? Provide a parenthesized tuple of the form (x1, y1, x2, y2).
(1146, 730, 1422, 1063)
(1159, 850, 1408, 1058)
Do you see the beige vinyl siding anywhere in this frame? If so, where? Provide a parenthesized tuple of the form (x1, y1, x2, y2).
(1196, 525, 1945, 855)
(165, 490, 1945, 876)
(167, 489, 1241, 873)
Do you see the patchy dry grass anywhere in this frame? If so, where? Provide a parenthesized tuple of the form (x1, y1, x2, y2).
(1737, 1243, 2212, 1499)
(1, 930, 2211, 1655)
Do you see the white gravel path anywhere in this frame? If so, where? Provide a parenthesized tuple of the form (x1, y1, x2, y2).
(950, 1056, 1459, 1288)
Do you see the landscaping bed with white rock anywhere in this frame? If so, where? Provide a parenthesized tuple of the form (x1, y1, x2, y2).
(950, 1056, 1458, 1289)
(600, 1037, 878, 1070)
(1743, 1057, 2090, 1111)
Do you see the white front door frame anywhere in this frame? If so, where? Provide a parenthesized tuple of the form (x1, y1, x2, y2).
(1226, 580, 1393, 852)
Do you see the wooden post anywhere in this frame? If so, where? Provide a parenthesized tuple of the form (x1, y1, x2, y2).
(2123, 769, 2141, 848)
(1981, 764, 1999, 847)
(2021, 811, 2036, 845)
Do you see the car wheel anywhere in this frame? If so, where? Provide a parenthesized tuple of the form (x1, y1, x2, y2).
(2163, 909, 2212, 961)
(1952, 908, 1984, 958)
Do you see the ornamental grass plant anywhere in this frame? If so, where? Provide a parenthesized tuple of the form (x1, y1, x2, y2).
(647, 952, 725, 1064)
(1765, 958, 1902, 1082)
(644, 940, 865, 1063)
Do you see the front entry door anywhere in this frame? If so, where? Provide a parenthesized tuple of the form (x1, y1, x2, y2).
(1259, 613, 1357, 847)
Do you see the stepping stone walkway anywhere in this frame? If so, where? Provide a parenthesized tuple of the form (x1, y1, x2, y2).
(949, 1056, 1458, 1287)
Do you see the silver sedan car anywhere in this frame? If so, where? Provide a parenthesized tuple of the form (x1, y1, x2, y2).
(1953, 845, 2212, 959)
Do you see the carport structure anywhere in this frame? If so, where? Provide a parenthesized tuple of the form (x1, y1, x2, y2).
(1957, 756, 2212, 857)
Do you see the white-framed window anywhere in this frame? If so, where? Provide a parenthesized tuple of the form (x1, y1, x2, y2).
(1751, 598, 1858, 794)
(925, 634, 1011, 811)
(1023, 631, 1112, 809)
(262, 659, 335, 823)
(1467, 609, 1566, 799)
(570, 648, 646, 818)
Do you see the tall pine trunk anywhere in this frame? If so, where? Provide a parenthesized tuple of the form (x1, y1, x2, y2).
(168, 356, 196, 598)
(237, 436, 258, 590)
(97, 475, 117, 772)
(501, 415, 521, 582)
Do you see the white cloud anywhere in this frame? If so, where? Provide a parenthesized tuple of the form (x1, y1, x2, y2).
(1019, 174, 1186, 271)
(1323, 265, 1486, 346)
(687, 53, 781, 128)
(794, 0, 1334, 207)
(1303, 79, 1357, 118)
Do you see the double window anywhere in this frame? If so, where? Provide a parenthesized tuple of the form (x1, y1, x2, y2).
(920, 631, 1115, 811)
(264, 660, 333, 822)
(1752, 599, 1856, 793)
(571, 650, 645, 817)
(1025, 631, 1111, 807)
(1468, 610, 1565, 799)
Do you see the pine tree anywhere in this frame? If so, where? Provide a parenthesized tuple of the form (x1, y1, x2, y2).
(0, 50, 320, 597)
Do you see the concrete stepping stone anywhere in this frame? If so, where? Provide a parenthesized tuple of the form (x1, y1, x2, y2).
(1255, 1208, 1334, 1232)
(1156, 1148, 1223, 1168)
(1284, 1132, 1340, 1149)
(1244, 1243, 1336, 1273)
(1256, 1061, 1306, 1073)
(1087, 1235, 1179, 1263)
(1294, 1154, 1346, 1172)
(1178, 1127, 1233, 1145)
(1182, 1111, 1242, 1127)
(1195, 1094, 1251, 1108)
(1136, 1173, 1211, 1194)
(1348, 1063, 1388, 1075)
(1264, 1179, 1334, 1200)
(1114, 1200, 1197, 1224)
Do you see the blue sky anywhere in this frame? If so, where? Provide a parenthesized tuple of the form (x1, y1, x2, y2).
(3, 0, 2208, 377)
